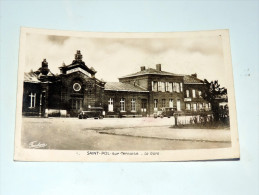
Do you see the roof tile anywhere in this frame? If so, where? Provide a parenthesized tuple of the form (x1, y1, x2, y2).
(105, 82, 148, 92)
(24, 72, 40, 83)
(119, 68, 182, 78)
(183, 75, 203, 84)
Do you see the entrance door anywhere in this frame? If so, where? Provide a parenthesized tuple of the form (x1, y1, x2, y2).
(141, 99, 147, 117)
(71, 98, 83, 116)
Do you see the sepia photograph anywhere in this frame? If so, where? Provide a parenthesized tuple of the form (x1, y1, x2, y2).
(14, 28, 239, 161)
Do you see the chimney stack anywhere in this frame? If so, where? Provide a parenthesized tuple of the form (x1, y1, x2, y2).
(140, 66, 146, 71)
(41, 59, 50, 75)
(156, 64, 161, 71)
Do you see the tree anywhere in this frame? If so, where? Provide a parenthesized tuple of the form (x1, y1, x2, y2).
(202, 79, 228, 121)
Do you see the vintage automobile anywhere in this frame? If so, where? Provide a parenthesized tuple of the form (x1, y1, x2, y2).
(78, 107, 104, 119)
(154, 107, 175, 118)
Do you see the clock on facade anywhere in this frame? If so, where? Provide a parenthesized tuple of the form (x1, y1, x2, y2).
(73, 83, 81, 91)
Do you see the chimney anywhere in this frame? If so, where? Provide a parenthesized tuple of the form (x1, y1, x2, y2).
(191, 73, 197, 78)
(41, 59, 50, 75)
(156, 64, 161, 71)
(140, 66, 146, 71)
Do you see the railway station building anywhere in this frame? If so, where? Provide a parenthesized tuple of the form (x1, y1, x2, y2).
(22, 50, 213, 119)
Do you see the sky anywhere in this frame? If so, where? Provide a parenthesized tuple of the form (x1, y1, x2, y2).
(25, 32, 228, 87)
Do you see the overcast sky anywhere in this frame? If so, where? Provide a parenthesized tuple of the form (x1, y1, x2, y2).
(25, 32, 228, 87)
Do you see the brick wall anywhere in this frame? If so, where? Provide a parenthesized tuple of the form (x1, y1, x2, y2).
(22, 82, 42, 116)
(103, 90, 149, 116)
(59, 71, 105, 116)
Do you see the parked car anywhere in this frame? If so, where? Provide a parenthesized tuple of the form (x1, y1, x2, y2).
(154, 107, 175, 118)
(78, 107, 104, 119)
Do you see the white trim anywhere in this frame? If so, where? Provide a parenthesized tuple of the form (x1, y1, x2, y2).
(67, 67, 90, 76)
(131, 98, 136, 112)
(120, 98, 126, 112)
(73, 83, 81, 91)
(29, 92, 36, 108)
(108, 98, 114, 112)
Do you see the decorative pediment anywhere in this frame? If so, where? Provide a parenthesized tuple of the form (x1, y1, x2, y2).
(67, 67, 91, 77)
(59, 50, 97, 76)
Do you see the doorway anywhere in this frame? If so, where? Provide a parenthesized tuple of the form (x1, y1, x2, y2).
(141, 99, 147, 117)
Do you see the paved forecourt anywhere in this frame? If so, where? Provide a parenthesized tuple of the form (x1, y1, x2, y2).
(21, 117, 231, 150)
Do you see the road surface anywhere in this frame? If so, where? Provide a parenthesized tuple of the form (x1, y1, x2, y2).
(21, 117, 231, 150)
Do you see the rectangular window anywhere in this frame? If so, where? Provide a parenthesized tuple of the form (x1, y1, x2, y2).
(161, 82, 165, 92)
(186, 90, 190, 98)
(173, 82, 179, 92)
(186, 103, 191, 110)
(169, 82, 173, 92)
(152, 81, 158, 92)
(205, 103, 209, 111)
(198, 91, 202, 98)
(180, 82, 183, 92)
(158, 82, 162, 91)
(176, 83, 180, 93)
(131, 98, 136, 112)
(169, 99, 173, 108)
(177, 100, 181, 111)
(120, 98, 125, 112)
(29, 92, 36, 108)
(154, 99, 158, 111)
(162, 99, 166, 107)
(108, 98, 114, 112)
(193, 103, 197, 111)
(199, 103, 203, 110)
(192, 89, 196, 98)
(165, 82, 169, 92)
(208, 103, 211, 110)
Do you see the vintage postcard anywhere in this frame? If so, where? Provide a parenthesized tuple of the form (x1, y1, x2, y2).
(14, 27, 239, 161)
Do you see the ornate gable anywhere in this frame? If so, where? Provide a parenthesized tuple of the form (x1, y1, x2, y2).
(59, 50, 97, 77)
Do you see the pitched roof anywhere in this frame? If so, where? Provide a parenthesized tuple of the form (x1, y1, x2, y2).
(119, 68, 182, 79)
(183, 75, 203, 84)
(105, 82, 148, 92)
(24, 72, 40, 83)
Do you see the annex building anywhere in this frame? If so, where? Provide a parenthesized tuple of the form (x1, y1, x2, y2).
(23, 51, 212, 119)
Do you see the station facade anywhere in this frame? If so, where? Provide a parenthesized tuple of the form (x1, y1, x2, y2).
(22, 51, 212, 118)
